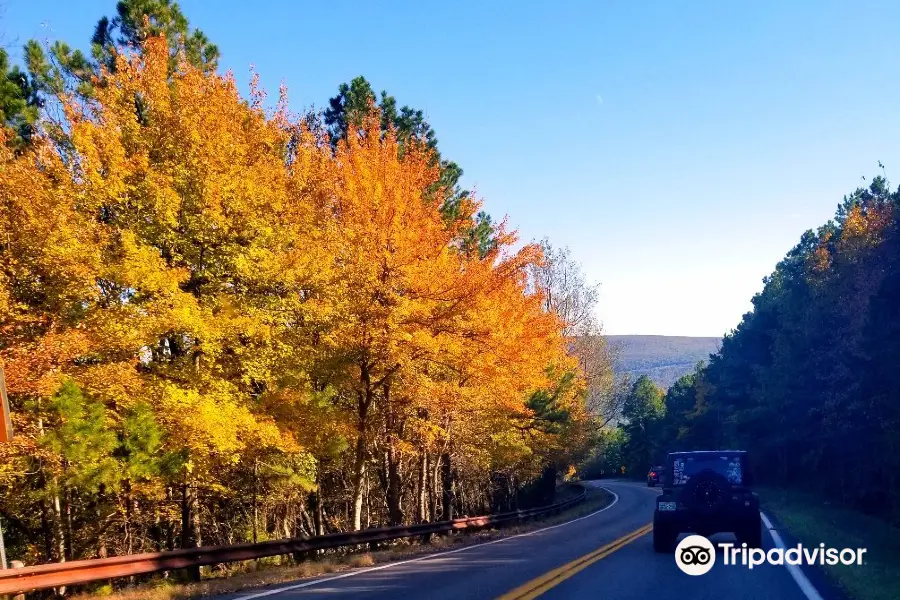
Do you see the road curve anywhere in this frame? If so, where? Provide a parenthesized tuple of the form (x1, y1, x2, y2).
(222, 481, 819, 600)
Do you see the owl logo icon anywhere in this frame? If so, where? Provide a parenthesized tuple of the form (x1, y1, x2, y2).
(675, 535, 716, 575)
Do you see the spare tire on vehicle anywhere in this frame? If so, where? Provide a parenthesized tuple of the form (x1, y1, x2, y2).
(682, 470, 730, 515)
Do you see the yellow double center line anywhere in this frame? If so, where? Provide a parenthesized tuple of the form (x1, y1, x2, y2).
(495, 523, 653, 600)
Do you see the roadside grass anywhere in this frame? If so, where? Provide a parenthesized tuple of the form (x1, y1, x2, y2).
(70, 485, 614, 600)
(758, 487, 900, 600)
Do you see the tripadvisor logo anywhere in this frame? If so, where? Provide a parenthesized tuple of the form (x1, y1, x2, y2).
(674, 535, 868, 575)
(720, 542, 867, 569)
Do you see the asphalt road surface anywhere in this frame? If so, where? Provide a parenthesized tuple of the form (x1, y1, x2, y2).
(224, 480, 825, 600)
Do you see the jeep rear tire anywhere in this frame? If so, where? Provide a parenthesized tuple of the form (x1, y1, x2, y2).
(653, 515, 677, 553)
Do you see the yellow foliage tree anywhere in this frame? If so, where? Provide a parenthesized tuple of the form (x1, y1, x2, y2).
(0, 33, 594, 561)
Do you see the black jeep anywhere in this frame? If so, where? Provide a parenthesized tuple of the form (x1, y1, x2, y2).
(653, 450, 761, 552)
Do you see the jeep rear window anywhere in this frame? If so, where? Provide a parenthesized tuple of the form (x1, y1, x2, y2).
(671, 455, 742, 486)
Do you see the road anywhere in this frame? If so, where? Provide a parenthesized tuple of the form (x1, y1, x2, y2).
(224, 481, 824, 600)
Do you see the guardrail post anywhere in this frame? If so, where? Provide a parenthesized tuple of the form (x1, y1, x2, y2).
(10, 561, 24, 600)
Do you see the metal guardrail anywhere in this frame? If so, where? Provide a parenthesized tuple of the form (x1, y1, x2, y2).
(0, 487, 586, 594)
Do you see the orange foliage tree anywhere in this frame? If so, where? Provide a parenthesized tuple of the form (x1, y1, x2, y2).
(0, 34, 595, 567)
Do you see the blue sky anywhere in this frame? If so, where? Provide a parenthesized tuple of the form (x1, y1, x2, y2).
(4, 0, 900, 337)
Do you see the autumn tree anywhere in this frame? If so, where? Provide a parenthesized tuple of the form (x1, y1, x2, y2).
(528, 240, 618, 425)
(298, 109, 575, 528)
(322, 76, 496, 257)
(1, 36, 314, 562)
(0, 21, 593, 570)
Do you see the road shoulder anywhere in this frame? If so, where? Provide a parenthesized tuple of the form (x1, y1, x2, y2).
(760, 487, 898, 600)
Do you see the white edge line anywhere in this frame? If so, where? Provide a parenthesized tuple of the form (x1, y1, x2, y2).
(235, 486, 620, 600)
(760, 511, 825, 600)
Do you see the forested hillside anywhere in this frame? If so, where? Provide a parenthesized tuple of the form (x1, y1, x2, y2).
(592, 177, 900, 523)
(607, 335, 720, 389)
(0, 1, 615, 567)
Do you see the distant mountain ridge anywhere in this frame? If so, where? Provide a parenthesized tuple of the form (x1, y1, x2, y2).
(607, 335, 721, 389)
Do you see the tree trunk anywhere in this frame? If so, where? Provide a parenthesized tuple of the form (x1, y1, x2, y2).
(63, 488, 73, 560)
(490, 472, 502, 513)
(352, 366, 375, 531)
(416, 451, 428, 523)
(191, 491, 202, 548)
(298, 503, 316, 537)
(352, 431, 367, 531)
(365, 471, 372, 529)
(440, 452, 454, 521)
(385, 445, 403, 526)
(98, 502, 109, 558)
(165, 486, 175, 551)
(252, 460, 259, 544)
(123, 480, 133, 555)
(150, 503, 161, 553)
(383, 385, 404, 526)
(430, 455, 440, 521)
(180, 483, 201, 580)
(281, 509, 291, 539)
(51, 484, 66, 563)
(50, 483, 67, 595)
(40, 501, 54, 562)
(311, 489, 324, 536)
